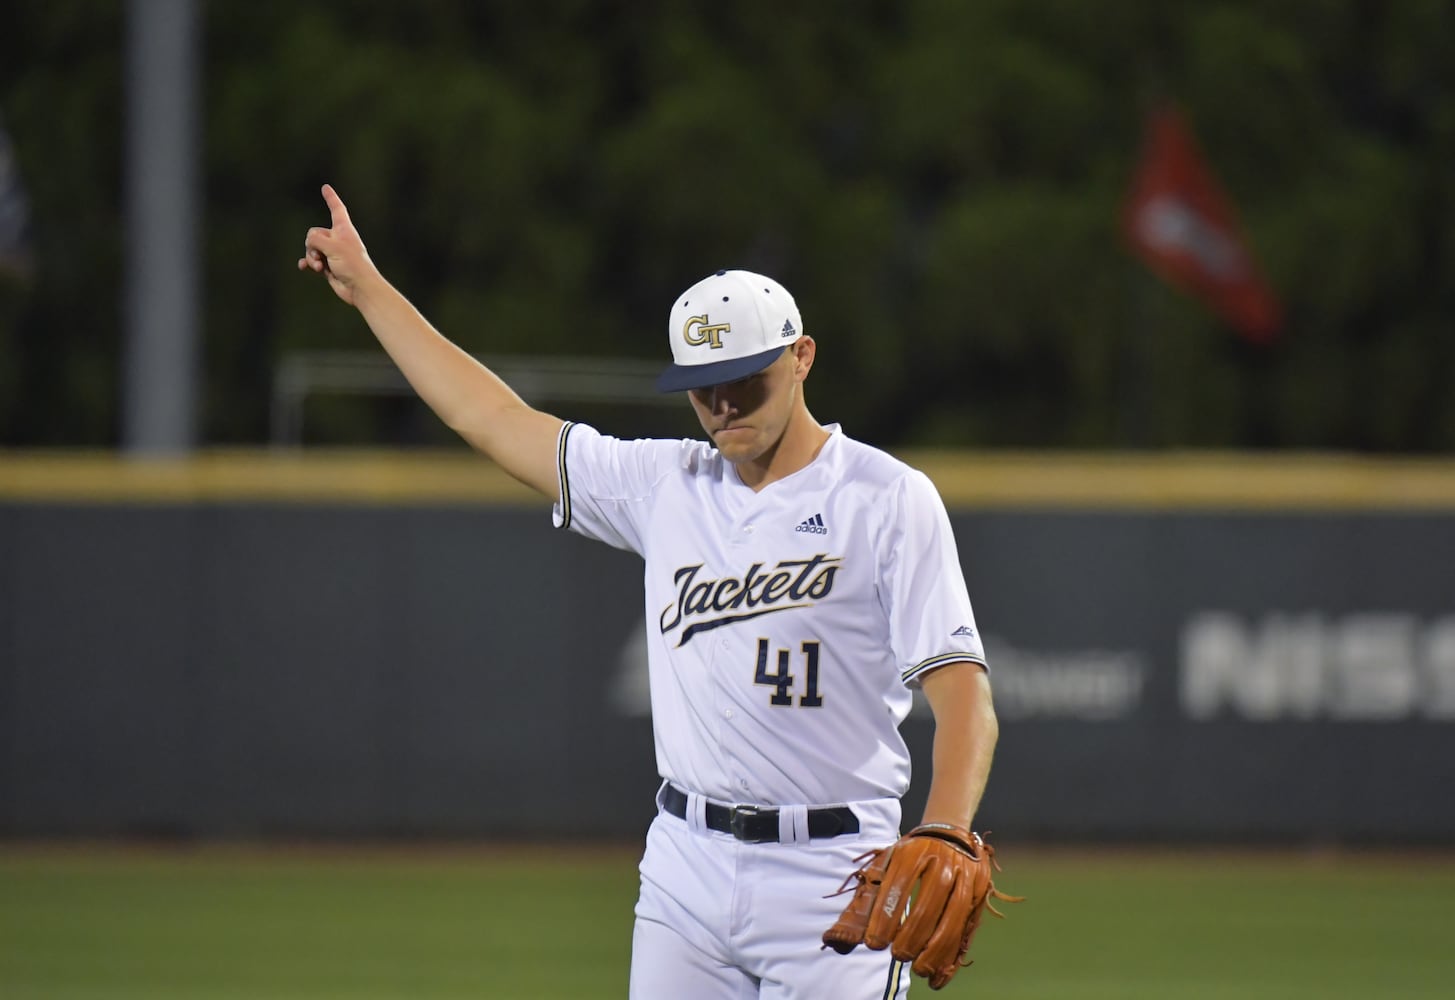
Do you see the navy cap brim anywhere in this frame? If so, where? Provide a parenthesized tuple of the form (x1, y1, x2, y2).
(654, 345, 788, 393)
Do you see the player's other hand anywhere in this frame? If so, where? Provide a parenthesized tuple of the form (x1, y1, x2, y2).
(297, 184, 377, 307)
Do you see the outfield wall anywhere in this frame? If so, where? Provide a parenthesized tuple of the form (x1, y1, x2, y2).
(2, 451, 1453, 843)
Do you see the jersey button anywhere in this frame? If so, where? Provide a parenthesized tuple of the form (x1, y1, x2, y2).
(723, 708, 734, 719)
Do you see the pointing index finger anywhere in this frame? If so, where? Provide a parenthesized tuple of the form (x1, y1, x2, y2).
(321, 183, 350, 227)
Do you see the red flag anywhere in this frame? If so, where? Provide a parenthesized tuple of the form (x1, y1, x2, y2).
(1122, 105, 1280, 342)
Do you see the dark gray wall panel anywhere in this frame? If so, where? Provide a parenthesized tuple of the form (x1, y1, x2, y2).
(3, 502, 1452, 843)
(6, 506, 196, 834)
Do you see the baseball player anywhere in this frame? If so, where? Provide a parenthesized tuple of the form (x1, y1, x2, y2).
(300, 184, 1001, 997)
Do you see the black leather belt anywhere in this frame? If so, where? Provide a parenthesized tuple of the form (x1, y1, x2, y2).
(661, 783, 860, 843)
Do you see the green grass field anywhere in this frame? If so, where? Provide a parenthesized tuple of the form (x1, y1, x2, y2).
(3, 844, 1452, 999)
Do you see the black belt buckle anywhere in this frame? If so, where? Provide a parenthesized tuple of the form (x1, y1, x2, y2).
(729, 804, 768, 841)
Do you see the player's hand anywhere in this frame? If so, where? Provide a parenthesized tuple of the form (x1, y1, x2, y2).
(297, 183, 378, 307)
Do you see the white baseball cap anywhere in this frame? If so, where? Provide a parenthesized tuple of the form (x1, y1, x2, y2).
(655, 269, 804, 392)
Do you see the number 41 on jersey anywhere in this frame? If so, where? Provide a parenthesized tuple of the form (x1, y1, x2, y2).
(754, 638, 824, 708)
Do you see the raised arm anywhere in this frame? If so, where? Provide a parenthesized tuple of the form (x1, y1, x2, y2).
(297, 184, 564, 500)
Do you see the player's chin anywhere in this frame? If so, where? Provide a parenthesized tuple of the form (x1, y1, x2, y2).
(712, 427, 757, 456)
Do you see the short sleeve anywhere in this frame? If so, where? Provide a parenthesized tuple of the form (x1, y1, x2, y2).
(879, 469, 988, 686)
(551, 422, 678, 556)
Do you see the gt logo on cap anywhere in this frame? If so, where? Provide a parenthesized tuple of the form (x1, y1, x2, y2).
(682, 315, 730, 350)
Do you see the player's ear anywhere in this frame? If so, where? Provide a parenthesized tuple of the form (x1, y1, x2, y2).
(791, 337, 816, 382)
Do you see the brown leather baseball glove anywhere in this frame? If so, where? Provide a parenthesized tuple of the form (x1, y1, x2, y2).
(822, 824, 1022, 990)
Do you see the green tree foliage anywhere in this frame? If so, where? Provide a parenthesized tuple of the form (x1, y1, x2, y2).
(0, 0, 124, 444)
(2, 0, 1452, 449)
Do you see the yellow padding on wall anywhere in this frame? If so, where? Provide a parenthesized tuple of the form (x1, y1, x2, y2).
(0, 450, 538, 506)
(2, 449, 1455, 510)
(907, 450, 1455, 510)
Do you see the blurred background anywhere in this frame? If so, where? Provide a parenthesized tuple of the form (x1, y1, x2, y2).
(2, 1, 1454, 997)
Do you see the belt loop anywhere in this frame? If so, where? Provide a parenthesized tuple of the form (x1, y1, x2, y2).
(779, 803, 810, 845)
(686, 790, 709, 835)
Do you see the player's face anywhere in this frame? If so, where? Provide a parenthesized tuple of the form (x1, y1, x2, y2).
(688, 346, 804, 465)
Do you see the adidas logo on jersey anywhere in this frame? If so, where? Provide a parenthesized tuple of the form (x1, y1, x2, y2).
(951, 625, 976, 638)
(794, 513, 827, 535)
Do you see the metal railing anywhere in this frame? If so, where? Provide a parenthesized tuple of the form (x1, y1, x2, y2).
(270, 351, 677, 446)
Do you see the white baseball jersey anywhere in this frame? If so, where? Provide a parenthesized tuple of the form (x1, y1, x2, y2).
(552, 421, 986, 808)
